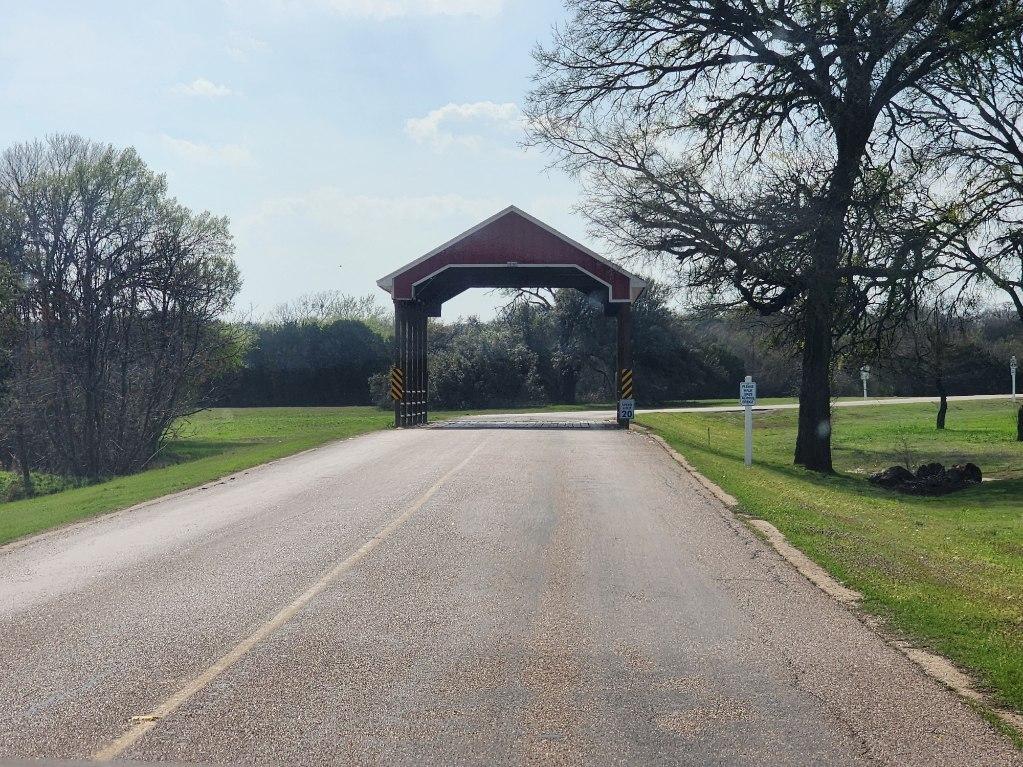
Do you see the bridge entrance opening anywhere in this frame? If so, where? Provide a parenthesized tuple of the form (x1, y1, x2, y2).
(377, 206, 647, 428)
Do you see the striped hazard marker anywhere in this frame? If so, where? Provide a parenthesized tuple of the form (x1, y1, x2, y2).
(389, 367, 405, 401)
(620, 368, 634, 399)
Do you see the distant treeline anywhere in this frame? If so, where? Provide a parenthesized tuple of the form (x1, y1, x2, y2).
(215, 289, 1023, 411)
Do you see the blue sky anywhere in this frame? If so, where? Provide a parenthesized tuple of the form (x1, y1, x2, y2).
(0, 0, 619, 319)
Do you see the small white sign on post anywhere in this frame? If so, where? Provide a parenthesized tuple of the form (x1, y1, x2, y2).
(739, 376, 757, 467)
(1012, 356, 1018, 403)
(618, 398, 635, 422)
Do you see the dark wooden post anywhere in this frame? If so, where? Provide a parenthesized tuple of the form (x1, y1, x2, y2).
(393, 301, 429, 427)
(404, 302, 413, 427)
(418, 306, 429, 424)
(412, 303, 423, 425)
(407, 303, 416, 426)
(393, 301, 403, 427)
(617, 303, 633, 429)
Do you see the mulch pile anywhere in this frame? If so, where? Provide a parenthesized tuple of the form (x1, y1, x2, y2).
(868, 461, 983, 495)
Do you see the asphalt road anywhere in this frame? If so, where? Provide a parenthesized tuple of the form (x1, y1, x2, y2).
(1, 422, 1020, 765)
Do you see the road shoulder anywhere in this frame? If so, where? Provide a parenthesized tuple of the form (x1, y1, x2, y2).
(637, 423, 1023, 749)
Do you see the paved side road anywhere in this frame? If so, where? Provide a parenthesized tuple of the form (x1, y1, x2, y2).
(0, 425, 1019, 765)
(463, 393, 1017, 422)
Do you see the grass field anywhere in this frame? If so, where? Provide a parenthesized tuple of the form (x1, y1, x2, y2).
(0, 407, 393, 548)
(640, 399, 1023, 715)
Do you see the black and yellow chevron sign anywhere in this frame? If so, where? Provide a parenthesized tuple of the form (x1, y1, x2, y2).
(620, 368, 634, 399)
(389, 367, 405, 401)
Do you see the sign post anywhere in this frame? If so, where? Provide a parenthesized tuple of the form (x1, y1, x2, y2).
(1012, 356, 1018, 403)
(860, 365, 871, 399)
(739, 375, 757, 467)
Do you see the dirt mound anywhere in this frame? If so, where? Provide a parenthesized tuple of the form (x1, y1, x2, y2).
(868, 462, 982, 495)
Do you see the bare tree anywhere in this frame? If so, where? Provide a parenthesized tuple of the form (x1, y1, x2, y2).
(269, 291, 389, 328)
(917, 37, 1023, 319)
(527, 0, 1017, 471)
(892, 299, 968, 429)
(0, 135, 242, 479)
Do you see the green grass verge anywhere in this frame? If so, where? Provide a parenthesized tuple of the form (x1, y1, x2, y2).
(639, 399, 1023, 714)
(0, 407, 393, 547)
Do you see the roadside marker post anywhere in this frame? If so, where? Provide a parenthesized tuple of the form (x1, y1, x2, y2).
(739, 375, 757, 467)
(1012, 356, 1018, 402)
(618, 366, 635, 428)
(860, 365, 871, 399)
(618, 398, 636, 423)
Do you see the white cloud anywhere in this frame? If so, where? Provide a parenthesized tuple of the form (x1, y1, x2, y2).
(161, 135, 253, 167)
(405, 101, 522, 151)
(171, 77, 234, 98)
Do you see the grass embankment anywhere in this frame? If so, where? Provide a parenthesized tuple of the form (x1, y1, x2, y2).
(640, 400, 1023, 714)
(0, 407, 392, 547)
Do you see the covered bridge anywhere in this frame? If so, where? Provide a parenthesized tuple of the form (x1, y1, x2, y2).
(378, 206, 647, 426)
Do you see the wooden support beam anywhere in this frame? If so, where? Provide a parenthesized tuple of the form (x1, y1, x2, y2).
(393, 300, 430, 427)
(617, 304, 633, 429)
(418, 305, 429, 424)
(393, 301, 403, 427)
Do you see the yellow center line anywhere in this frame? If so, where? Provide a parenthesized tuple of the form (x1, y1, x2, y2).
(92, 440, 486, 762)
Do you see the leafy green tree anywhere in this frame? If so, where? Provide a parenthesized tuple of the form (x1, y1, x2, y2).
(503, 284, 739, 404)
(428, 318, 543, 410)
(0, 135, 242, 478)
(226, 318, 390, 406)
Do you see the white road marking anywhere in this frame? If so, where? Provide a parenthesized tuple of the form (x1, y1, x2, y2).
(91, 440, 485, 762)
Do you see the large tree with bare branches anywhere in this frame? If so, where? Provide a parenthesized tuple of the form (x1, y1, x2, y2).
(527, 0, 1018, 471)
(0, 136, 243, 481)
(917, 36, 1023, 319)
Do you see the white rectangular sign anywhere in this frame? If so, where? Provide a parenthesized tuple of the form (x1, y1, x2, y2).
(618, 398, 635, 421)
(739, 381, 757, 408)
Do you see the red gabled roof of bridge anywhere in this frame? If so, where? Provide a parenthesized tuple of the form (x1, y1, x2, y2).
(377, 206, 647, 303)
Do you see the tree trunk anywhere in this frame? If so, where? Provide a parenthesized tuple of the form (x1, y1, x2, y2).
(15, 423, 33, 498)
(793, 139, 862, 474)
(794, 301, 834, 472)
(936, 379, 947, 430)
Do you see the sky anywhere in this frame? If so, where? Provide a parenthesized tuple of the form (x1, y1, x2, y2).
(0, 0, 632, 320)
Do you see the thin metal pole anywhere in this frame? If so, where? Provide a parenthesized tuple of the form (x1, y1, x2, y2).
(744, 405, 753, 467)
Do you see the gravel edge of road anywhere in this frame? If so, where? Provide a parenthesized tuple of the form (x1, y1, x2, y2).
(635, 424, 1023, 749)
